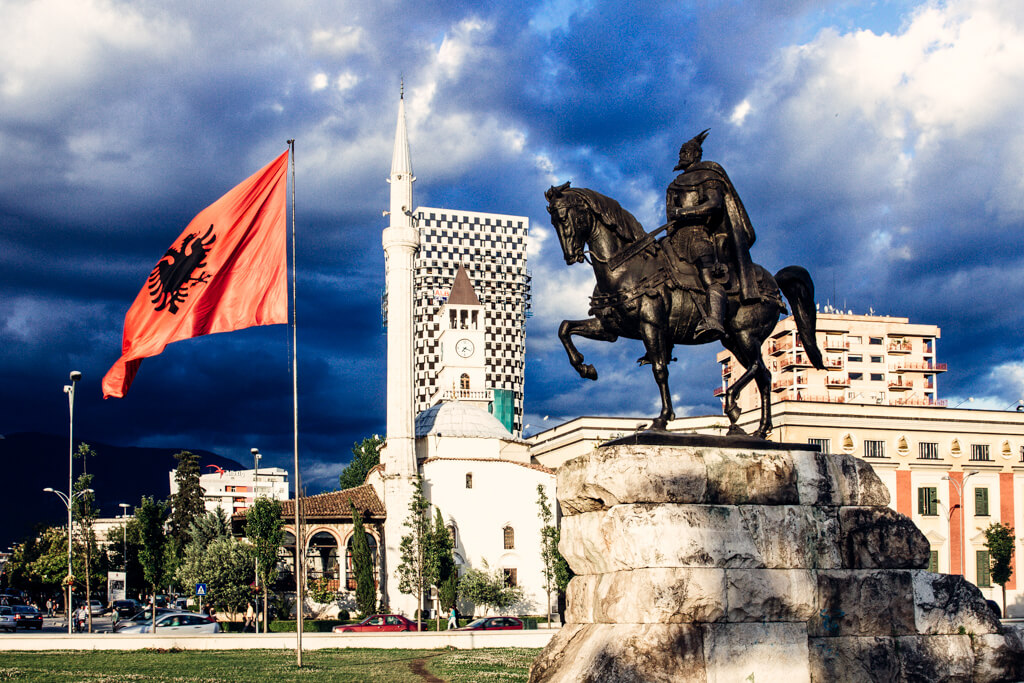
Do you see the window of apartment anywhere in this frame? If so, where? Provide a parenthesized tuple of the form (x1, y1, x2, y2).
(849, 372, 864, 381)
(869, 337, 883, 345)
(848, 336, 862, 344)
(970, 445, 991, 462)
(870, 355, 884, 363)
(465, 473, 473, 489)
(928, 550, 939, 573)
(848, 355, 863, 363)
(975, 488, 989, 516)
(918, 487, 938, 516)
(502, 568, 518, 587)
(976, 551, 991, 587)
(503, 526, 515, 549)
(808, 438, 831, 453)
(918, 442, 939, 460)
(864, 440, 886, 458)
(870, 373, 885, 382)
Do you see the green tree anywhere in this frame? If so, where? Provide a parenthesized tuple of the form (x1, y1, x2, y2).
(136, 496, 168, 630)
(189, 508, 231, 548)
(176, 536, 254, 614)
(169, 451, 206, 577)
(72, 468, 102, 631)
(246, 497, 285, 632)
(350, 503, 377, 617)
(983, 522, 1016, 616)
(457, 564, 524, 616)
(430, 508, 457, 615)
(537, 484, 558, 626)
(397, 477, 433, 629)
(339, 435, 383, 490)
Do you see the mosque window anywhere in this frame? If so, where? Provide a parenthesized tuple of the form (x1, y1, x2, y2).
(503, 526, 515, 549)
(465, 473, 473, 489)
(503, 568, 518, 587)
(460, 374, 470, 390)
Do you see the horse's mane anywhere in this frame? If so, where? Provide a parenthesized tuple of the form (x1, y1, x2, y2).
(568, 188, 647, 243)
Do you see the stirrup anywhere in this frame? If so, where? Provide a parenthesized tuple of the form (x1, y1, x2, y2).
(694, 320, 724, 343)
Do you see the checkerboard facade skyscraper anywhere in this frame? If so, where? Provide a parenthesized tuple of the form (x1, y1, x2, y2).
(411, 208, 531, 436)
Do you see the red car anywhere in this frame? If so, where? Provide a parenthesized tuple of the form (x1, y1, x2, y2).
(332, 614, 421, 633)
(454, 616, 524, 631)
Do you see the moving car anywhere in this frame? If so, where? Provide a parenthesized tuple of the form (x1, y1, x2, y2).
(116, 611, 220, 634)
(112, 599, 144, 619)
(11, 605, 44, 630)
(0, 606, 16, 632)
(453, 616, 524, 631)
(332, 614, 421, 633)
(113, 607, 177, 632)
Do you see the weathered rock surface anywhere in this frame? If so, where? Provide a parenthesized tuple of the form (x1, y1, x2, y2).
(531, 444, 1021, 682)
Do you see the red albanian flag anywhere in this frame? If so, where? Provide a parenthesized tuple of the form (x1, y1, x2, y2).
(103, 150, 289, 398)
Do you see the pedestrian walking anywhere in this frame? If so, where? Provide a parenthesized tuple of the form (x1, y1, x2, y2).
(447, 605, 458, 630)
(244, 602, 256, 632)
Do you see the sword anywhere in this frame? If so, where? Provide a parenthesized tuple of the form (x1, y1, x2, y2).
(607, 221, 673, 271)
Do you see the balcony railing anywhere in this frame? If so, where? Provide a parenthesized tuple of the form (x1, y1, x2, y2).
(826, 374, 850, 387)
(892, 397, 948, 407)
(887, 340, 913, 353)
(888, 380, 913, 391)
(772, 379, 793, 392)
(824, 357, 844, 369)
(890, 361, 948, 373)
(777, 391, 847, 404)
(823, 338, 849, 351)
(781, 353, 814, 369)
(768, 338, 801, 355)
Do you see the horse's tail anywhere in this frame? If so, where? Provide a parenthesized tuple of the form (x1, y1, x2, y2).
(775, 265, 825, 370)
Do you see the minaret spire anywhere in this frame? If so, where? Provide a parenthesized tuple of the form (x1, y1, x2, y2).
(380, 85, 420, 617)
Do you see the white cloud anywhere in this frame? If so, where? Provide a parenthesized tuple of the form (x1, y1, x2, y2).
(729, 99, 752, 126)
(311, 72, 329, 91)
(310, 26, 366, 56)
(336, 71, 359, 92)
(0, 0, 186, 107)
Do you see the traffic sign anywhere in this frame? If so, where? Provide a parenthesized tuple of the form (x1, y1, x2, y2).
(195, 583, 208, 596)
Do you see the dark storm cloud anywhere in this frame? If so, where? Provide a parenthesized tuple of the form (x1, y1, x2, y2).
(2, 0, 1023, 504)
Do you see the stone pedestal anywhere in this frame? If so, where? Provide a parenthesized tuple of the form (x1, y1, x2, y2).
(529, 441, 1024, 682)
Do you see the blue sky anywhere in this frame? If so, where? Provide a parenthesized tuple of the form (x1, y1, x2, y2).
(1, 0, 1022, 494)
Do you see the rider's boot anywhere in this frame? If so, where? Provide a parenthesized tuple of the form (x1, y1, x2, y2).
(694, 284, 727, 343)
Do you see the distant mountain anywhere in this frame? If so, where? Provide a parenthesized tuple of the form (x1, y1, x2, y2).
(0, 432, 243, 549)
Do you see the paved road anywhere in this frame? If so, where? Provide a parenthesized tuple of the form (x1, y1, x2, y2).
(2, 614, 117, 635)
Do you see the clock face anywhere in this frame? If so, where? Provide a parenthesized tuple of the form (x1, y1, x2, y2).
(456, 339, 474, 358)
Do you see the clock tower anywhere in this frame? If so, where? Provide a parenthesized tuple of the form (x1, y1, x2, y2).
(432, 264, 488, 409)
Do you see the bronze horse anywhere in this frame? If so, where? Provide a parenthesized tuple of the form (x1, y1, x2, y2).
(546, 182, 824, 438)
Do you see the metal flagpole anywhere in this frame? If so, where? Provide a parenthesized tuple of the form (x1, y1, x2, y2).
(287, 139, 304, 667)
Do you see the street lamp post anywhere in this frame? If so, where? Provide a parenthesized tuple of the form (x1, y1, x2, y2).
(942, 471, 978, 578)
(44, 486, 92, 634)
(60, 370, 81, 633)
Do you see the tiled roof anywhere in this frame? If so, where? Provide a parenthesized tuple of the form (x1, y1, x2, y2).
(278, 484, 385, 519)
(420, 457, 554, 475)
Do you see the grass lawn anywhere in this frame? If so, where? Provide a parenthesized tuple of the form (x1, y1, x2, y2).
(0, 647, 542, 682)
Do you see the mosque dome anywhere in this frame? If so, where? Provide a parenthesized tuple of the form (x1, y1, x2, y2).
(415, 401, 519, 441)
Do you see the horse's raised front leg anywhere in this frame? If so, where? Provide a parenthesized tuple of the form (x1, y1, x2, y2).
(558, 318, 617, 381)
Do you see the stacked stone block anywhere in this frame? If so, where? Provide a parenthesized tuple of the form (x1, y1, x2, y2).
(529, 442, 1024, 682)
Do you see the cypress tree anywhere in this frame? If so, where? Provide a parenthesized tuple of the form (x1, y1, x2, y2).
(350, 503, 376, 617)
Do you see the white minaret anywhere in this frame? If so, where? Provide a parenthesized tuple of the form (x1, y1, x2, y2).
(380, 86, 419, 615)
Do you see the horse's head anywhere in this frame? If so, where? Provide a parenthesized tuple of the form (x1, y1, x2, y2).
(546, 182, 589, 265)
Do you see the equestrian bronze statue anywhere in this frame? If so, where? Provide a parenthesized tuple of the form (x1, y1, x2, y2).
(546, 130, 824, 438)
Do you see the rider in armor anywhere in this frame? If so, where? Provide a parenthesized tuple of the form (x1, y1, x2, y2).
(666, 129, 759, 342)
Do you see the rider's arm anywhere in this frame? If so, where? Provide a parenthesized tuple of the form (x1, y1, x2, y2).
(667, 184, 725, 228)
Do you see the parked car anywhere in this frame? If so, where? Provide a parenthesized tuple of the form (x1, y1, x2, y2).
(453, 616, 524, 631)
(87, 599, 106, 616)
(112, 599, 144, 619)
(11, 605, 44, 630)
(117, 611, 220, 634)
(113, 607, 177, 632)
(332, 614, 421, 633)
(0, 606, 16, 632)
